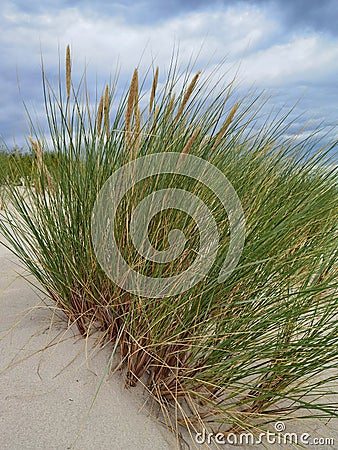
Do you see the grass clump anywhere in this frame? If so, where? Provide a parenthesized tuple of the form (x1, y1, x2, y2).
(0, 148, 32, 208)
(0, 47, 337, 444)
(0, 147, 57, 208)
(0, 148, 33, 185)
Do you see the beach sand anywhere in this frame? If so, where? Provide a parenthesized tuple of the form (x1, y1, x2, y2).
(0, 239, 337, 449)
(0, 241, 174, 450)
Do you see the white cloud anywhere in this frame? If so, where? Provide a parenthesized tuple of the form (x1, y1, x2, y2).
(0, 3, 280, 78)
(0, 1, 337, 148)
(239, 34, 338, 86)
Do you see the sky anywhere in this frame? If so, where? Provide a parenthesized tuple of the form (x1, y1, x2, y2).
(1, 0, 338, 153)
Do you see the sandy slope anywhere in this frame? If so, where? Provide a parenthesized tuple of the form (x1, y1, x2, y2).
(0, 237, 337, 450)
(0, 241, 173, 450)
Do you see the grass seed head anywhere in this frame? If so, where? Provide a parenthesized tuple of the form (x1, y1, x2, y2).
(97, 95, 104, 136)
(133, 106, 141, 155)
(125, 69, 139, 149)
(174, 71, 201, 124)
(66, 45, 71, 99)
(29, 136, 53, 190)
(29, 136, 42, 163)
(212, 101, 239, 150)
(149, 67, 159, 113)
(166, 93, 176, 119)
(104, 84, 110, 139)
(182, 126, 200, 155)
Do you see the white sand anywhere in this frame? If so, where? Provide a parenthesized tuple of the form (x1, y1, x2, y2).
(0, 241, 174, 450)
(0, 238, 337, 450)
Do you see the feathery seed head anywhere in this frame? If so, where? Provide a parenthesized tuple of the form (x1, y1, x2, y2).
(212, 101, 239, 150)
(97, 95, 104, 136)
(66, 45, 71, 99)
(182, 126, 200, 155)
(174, 71, 201, 124)
(104, 84, 110, 139)
(149, 67, 159, 113)
(125, 69, 139, 147)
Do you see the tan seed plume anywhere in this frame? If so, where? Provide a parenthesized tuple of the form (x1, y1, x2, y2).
(133, 106, 141, 154)
(29, 136, 42, 166)
(131, 69, 139, 114)
(85, 89, 92, 132)
(212, 101, 239, 150)
(166, 93, 176, 119)
(97, 95, 104, 135)
(152, 105, 160, 130)
(29, 136, 53, 191)
(104, 84, 110, 139)
(125, 69, 139, 148)
(181, 126, 200, 155)
(174, 71, 201, 124)
(66, 45, 71, 99)
(198, 133, 211, 152)
(149, 67, 159, 113)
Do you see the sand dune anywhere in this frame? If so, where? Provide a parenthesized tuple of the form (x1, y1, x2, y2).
(1, 238, 337, 449)
(0, 241, 173, 450)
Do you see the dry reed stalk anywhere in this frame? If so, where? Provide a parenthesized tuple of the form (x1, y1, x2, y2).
(104, 84, 110, 140)
(174, 71, 201, 124)
(97, 94, 104, 135)
(212, 102, 239, 150)
(29, 136, 54, 191)
(149, 67, 159, 113)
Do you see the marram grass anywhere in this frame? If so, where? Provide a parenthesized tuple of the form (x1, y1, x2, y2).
(0, 47, 337, 447)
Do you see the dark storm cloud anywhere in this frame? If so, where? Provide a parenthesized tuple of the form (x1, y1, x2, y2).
(269, 0, 338, 36)
(8, 0, 70, 13)
(7, 0, 338, 34)
(1, 0, 337, 148)
(91, 0, 338, 35)
(78, 0, 338, 35)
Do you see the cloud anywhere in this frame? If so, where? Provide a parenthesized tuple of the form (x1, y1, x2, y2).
(274, 0, 338, 36)
(0, 0, 337, 150)
(64, 0, 338, 36)
(239, 34, 338, 86)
